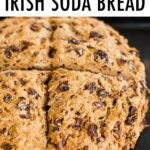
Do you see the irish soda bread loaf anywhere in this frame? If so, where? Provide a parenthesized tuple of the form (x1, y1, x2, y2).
(0, 17, 148, 150)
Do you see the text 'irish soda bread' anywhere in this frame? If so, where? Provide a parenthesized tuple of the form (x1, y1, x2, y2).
(0, 71, 49, 150)
(0, 17, 148, 150)
(47, 69, 148, 150)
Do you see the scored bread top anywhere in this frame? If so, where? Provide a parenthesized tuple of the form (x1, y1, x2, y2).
(0, 17, 145, 80)
(0, 17, 148, 150)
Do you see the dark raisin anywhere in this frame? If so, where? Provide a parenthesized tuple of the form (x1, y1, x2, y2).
(140, 81, 147, 93)
(0, 109, 2, 114)
(1, 83, 9, 89)
(70, 95, 75, 99)
(129, 50, 139, 57)
(142, 118, 147, 126)
(60, 134, 70, 147)
(48, 47, 57, 58)
(96, 136, 105, 143)
(51, 25, 57, 31)
(116, 39, 122, 45)
(19, 113, 31, 119)
(75, 111, 80, 115)
(27, 88, 37, 95)
(62, 139, 66, 147)
(0, 128, 7, 134)
(3, 94, 12, 103)
(43, 24, 51, 31)
(87, 123, 98, 140)
(58, 82, 69, 92)
(68, 38, 80, 44)
(93, 101, 102, 108)
(1, 143, 13, 150)
(100, 122, 106, 128)
(90, 31, 102, 38)
(83, 145, 88, 150)
(56, 117, 64, 124)
(18, 97, 26, 101)
(66, 46, 73, 52)
(94, 50, 108, 62)
(121, 52, 126, 56)
(9, 45, 20, 52)
(32, 51, 39, 57)
(30, 23, 41, 32)
(53, 124, 60, 132)
(48, 138, 58, 148)
(113, 121, 121, 139)
(125, 133, 132, 140)
(117, 71, 124, 81)
(122, 145, 127, 150)
(60, 133, 66, 147)
(65, 111, 68, 115)
(128, 106, 136, 117)
(129, 116, 137, 125)
(117, 58, 127, 66)
(35, 94, 40, 99)
(97, 89, 109, 99)
(70, 107, 74, 111)
(75, 48, 84, 56)
(20, 78, 27, 85)
(125, 106, 137, 126)
(14, 81, 17, 85)
(4, 48, 12, 59)
(5, 72, 16, 77)
(73, 117, 83, 130)
(21, 41, 32, 51)
(87, 45, 94, 49)
(84, 82, 96, 93)
(16, 102, 30, 111)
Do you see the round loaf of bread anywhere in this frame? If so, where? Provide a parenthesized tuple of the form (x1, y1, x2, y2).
(0, 17, 148, 150)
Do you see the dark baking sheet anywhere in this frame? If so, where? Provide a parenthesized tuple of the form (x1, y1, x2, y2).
(0, 17, 150, 150)
(99, 18, 150, 150)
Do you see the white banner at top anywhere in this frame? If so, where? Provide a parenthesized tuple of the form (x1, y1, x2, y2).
(0, 0, 149, 16)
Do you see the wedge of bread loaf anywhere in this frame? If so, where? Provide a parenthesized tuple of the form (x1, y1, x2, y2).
(47, 69, 148, 150)
(0, 18, 52, 69)
(0, 71, 49, 150)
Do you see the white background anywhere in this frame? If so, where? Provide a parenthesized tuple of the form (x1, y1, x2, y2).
(0, 0, 149, 16)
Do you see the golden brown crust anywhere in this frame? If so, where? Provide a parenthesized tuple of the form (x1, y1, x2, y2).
(0, 17, 148, 150)
(47, 69, 148, 150)
(0, 17, 145, 80)
(50, 17, 145, 80)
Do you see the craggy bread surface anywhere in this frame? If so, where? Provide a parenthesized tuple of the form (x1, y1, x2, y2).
(0, 17, 148, 150)
(0, 71, 48, 150)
